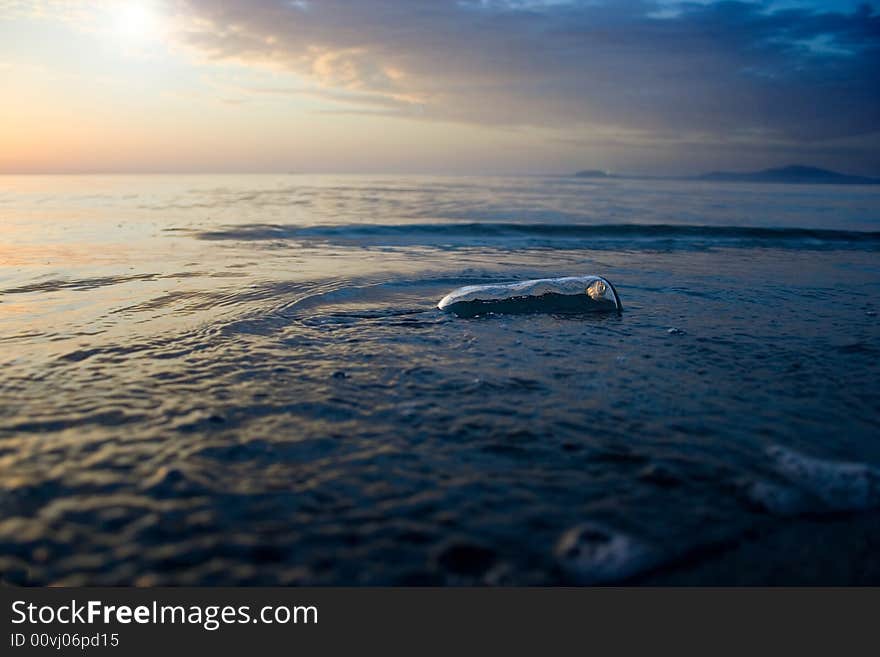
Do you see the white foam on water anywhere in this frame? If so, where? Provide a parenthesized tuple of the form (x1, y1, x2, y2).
(555, 522, 657, 584)
(766, 446, 880, 512)
(745, 480, 811, 516)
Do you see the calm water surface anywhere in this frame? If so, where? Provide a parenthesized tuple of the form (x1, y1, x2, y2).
(1, 175, 879, 584)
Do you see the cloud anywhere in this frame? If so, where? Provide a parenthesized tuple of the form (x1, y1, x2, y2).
(170, 0, 880, 149)
(6, 1, 877, 170)
(0, 0, 106, 23)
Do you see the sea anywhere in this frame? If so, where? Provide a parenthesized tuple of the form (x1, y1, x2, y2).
(1, 174, 878, 585)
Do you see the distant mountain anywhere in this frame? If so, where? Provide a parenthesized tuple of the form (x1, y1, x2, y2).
(574, 169, 613, 178)
(697, 165, 880, 185)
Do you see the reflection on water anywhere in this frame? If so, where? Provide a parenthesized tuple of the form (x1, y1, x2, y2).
(1, 175, 879, 584)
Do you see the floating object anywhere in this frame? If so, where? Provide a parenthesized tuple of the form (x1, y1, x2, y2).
(437, 275, 622, 317)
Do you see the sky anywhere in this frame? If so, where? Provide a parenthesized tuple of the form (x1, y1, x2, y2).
(1, 0, 878, 175)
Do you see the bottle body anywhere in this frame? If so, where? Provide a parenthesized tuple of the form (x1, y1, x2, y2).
(438, 276, 622, 318)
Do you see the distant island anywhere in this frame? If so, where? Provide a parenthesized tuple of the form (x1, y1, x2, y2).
(696, 165, 880, 185)
(573, 169, 614, 178)
(571, 164, 879, 184)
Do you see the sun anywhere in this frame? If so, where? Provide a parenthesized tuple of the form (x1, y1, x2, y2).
(112, 2, 163, 43)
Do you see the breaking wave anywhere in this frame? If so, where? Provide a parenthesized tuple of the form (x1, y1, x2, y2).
(192, 222, 880, 250)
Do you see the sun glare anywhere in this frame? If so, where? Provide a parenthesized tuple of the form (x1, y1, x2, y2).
(112, 2, 163, 43)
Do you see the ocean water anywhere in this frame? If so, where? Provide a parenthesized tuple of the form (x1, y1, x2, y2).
(1, 174, 879, 585)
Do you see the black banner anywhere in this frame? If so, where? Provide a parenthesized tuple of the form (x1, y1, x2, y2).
(2, 588, 877, 655)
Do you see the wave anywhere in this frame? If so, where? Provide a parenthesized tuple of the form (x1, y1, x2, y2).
(191, 222, 880, 250)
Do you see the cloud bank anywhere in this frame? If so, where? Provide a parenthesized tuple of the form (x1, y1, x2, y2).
(173, 0, 880, 153)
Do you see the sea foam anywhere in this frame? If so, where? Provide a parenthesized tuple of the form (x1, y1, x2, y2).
(765, 446, 880, 512)
(555, 523, 658, 584)
(748, 446, 880, 515)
